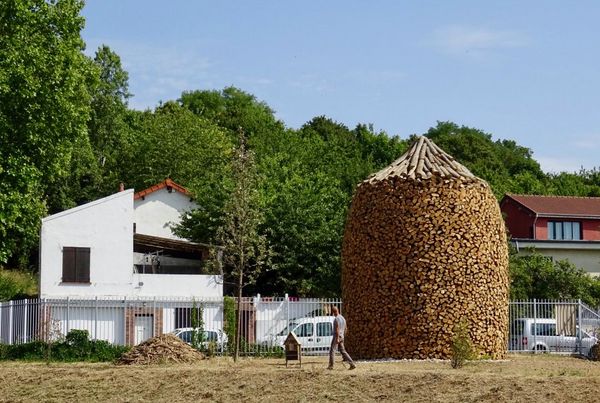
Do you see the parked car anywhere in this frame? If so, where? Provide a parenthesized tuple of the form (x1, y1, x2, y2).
(172, 328, 228, 351)
(510, 318, 598, 356)
(270, 316, 335, 353)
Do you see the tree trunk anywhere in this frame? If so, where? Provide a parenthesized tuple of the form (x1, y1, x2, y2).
(234, 272, 243, 362)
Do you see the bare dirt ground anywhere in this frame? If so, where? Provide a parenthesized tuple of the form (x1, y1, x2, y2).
(1, 354, 599, 402)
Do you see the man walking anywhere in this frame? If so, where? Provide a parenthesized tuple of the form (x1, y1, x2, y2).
(328, 306, 356, 370)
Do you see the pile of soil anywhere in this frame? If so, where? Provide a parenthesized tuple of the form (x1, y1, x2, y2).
(117, 333, 204, 365)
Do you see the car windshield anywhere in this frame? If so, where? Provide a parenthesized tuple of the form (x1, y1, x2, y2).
(278, 322, 298, 336)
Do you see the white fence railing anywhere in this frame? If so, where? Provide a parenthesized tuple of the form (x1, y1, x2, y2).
(2, 297, 599, 356)
(0, 296, 342, 355)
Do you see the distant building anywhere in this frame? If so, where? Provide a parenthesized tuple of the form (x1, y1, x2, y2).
(500, 194, 600, 276)
(39, 179, 222, 298)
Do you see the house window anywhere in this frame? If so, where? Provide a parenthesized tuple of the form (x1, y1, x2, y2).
(548, 221, 581, 240)
(62, 247, 90, 283)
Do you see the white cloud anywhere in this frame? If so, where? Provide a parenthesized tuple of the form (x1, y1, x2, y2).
(288, 74, 334, 93)
(573, 138, 600, 150)
(343, 69, 406, 83)
(86, 39, 280, 109)
(537, 156, 586, 174)
(428, 25, 529, 56)
(236, 76, 273, 86)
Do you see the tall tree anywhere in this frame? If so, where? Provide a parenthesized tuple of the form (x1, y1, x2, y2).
(179, 86, 285, 142)
(0, 0, 93, 266)
(126, 103, 233, 244)
(87, 44, 132, 197)
(215, 131, 269, 361)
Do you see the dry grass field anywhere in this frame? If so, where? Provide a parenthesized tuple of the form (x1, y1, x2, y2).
(1, 354, 599, 402)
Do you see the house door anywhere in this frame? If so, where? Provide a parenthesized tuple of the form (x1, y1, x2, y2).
(134, 315, 153, 345)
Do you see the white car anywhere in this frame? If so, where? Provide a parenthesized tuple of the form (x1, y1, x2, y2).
(272, 316, 335, 353)
(172, 328, 228, 351)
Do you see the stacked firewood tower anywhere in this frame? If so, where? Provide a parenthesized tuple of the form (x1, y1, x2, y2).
(341, 136, 509, 359)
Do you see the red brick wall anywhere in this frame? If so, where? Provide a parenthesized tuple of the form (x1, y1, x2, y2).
(125, 307, 163, 346)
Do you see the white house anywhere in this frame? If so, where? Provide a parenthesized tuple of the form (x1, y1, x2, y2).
(39, 179, 222, 299)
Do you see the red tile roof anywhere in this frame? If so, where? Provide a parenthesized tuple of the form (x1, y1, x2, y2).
(504, 194, 600, 218)
(134, 178, 191, 200)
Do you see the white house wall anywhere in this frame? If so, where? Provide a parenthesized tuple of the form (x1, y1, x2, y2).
(40, 190, 135, 298)
(514, 240, 600, 277)
(133, 274, 222, 298)
(134, 189, 197, 240)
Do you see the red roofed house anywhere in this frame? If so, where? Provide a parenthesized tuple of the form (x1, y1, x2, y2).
(500, 194, 600, 276)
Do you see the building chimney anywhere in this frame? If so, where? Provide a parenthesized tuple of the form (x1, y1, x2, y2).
(119, 182, 125, 192)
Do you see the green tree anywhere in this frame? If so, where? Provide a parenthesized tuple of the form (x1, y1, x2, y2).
(509, 249, 600, 306)
(545, 169, 600, 197)
(258, 171, 349, 296)
(179, 86, 285, 145)
(87, 44, 133, 197)
(215, 131, 269, 361)
(126, 103, 234, 244)
(0, 0, 93, 266)
(421, 122, 546, 199)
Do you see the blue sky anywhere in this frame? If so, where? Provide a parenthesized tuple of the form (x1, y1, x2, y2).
(82, 1, 600, 173)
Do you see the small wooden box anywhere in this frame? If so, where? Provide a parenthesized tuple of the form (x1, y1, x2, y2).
(284, 332, 302, 368)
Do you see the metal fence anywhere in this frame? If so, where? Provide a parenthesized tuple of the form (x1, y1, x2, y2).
(508, 299, 600, 356)
(0, 295, 342, 355)
(2, 297, 599, 356)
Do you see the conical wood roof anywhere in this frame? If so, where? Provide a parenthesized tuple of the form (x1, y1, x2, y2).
(366, 136, 478, 183)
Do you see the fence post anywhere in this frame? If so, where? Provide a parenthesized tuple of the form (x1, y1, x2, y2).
(23, 299, 28, 343)
(577, 299, 582, 355)
(532, 298, 537, 354)
(153, 297, 157, 337)
(8, 300, 13, 345)
(66, 296, 70, 336)
(123, 296, 128, 346)
(285, 293, 289, 331)
(94, 296, 98, 341)
(42, 298, 47, 342)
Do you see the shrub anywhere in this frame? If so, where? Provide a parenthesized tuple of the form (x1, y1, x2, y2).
(0, 269, 38, 301)
(0, 330, 130, 362)
(238, 339, 284, 358)
(206, 341, 217, 358)
(190, 300, 206, 352)
(509, 249, 600, 307)
(223, 296, 236, 354)
(451, 318, 474, 369)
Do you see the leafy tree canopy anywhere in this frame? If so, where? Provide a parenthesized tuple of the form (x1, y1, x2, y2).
(422, 122, 547, 198)
(0, 0, 93, 266)
(509, 249, 600, 307)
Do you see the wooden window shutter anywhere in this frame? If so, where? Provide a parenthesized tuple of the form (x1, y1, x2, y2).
(76, 248, 90, 283)
(62, 247, 90, 283)
(62, 247, 77, 282)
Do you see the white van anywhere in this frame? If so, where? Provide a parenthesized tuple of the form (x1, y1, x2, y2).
(510, 318, 597, 356)
(273, 316, 335, 353)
